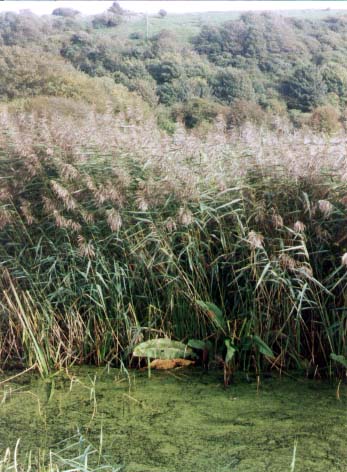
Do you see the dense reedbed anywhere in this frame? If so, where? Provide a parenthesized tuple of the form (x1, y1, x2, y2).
(0, 102, 347, 378)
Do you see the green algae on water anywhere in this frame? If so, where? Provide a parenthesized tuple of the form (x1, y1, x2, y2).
(1, 368, 347, 472)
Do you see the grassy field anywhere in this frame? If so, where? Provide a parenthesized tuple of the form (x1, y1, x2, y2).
(100, 9, 347, 42)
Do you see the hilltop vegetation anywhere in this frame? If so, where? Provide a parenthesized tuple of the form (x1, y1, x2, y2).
(1, 3, 347, 132)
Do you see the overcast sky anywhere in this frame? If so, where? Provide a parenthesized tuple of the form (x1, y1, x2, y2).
(0, 1, 347, 16)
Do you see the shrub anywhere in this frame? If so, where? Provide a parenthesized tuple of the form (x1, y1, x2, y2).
(5, 95, 92, 118)
(157, 106, 176, 133)
(288, 109, 311, 128)
(172, 98, 226, 128)
(321, 62, 347, 102)
(128, 78, 158, 106)
(92, 12, 122, 29)
(0, 46, 148, 114)
(227, 99, 265, 128)
(158, 9, 168, 18)
(150, 30, 179, 55)
(129, 32, 144, 40)
(308, 105, 341, 134)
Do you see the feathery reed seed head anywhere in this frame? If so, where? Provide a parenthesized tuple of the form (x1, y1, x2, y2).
(0, 208, 13, 229)
(279, 253, 297, 271)
(178, 207, 193, 226)
(247, 231, 264, 249)
(272, 213, 284, 229)
(294, 220, 306, 233)
(318, 199, 333, 218)
(107, 208, 122, 232)
(165, 217, 177, 233)
(51, 180, 77, 211)
(77, 235, 96, 259)
(136, 197, 149, 212)
(297, 265, 313, 278)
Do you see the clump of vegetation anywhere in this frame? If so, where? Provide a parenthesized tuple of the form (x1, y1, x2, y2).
(227, 99, 265, 128)
(308, 105, 341, 134)
(2, 8, 347, 130)
(0, 46, 147, 114)
(0, 103, 347, 381)
(52, 8, 81, 18)
(158, 9, 167, 18)
(172, 98, 226, 128)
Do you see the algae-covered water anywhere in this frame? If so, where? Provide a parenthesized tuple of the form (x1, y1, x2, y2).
(0, 368, 347, 471)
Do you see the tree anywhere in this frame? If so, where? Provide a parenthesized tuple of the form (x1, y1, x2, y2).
(108, 2, 124, 15)
(0, 11, 45, 46)
(281, 65, 327, 112)
(52, 8, 80, 17)
(147, 60, 181, 84)
(60, 33, 122, 77)
(321, 63, 347, 103)
(212, 67, 255, 104)
(157, 79, 188, 105)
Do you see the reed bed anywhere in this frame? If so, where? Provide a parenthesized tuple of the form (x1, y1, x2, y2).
(0, 100, 347, 377)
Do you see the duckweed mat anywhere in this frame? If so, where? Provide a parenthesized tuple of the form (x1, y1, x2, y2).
(0, 368, 347, 471)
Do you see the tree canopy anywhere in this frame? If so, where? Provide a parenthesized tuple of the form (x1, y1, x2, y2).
(1, 8, 347, 130)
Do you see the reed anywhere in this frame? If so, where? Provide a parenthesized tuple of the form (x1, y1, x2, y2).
(1, 101, 347, 378)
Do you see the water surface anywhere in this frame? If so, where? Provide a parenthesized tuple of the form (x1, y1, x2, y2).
(0, 368, 346, 471)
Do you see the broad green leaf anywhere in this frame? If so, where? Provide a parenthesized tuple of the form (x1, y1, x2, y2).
(188, 339, 207, 350)
(330, 353, 347, 368)
(196, 300, 227, 332)
(252, 335, 274, 358)
(133, 338, 196, 359)
(225, 339, 236, 364)
(188, 339, 213, 353)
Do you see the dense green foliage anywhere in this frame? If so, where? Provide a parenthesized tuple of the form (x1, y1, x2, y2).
(1, 6, 347, 130)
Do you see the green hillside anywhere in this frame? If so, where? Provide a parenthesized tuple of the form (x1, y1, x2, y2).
(1, 3, 347, 133)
